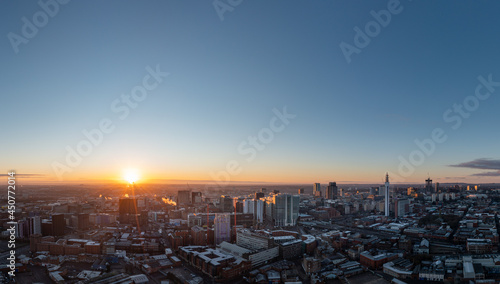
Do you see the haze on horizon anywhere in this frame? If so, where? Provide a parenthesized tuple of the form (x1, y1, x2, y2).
(2, 1, 500, 185)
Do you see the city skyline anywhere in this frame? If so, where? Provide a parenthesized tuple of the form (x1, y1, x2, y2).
(2, 1, 500, 185)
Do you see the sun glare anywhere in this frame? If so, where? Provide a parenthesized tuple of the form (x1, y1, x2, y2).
(123, 169, 140, 184)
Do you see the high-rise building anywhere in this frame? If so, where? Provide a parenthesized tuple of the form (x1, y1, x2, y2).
(395, 198, 410, 218)
(234, 198, 244, 213)
(298, 188, 304, 194)
(243, 199, 255, 215)
(177, 190, 191, 205)
(270, 194, 299, 227)
(28, 216, 42, 236)
(313, 183, 321, 197)
(219, 195, 234, 212)
(78, 213, 90, 230)
(119, 198, 138, 215)
(384, 173, 390, 217)
(255, 199, 265, 223)
(214, 213, 231, 245)
(191, 192, 202, 204)
(326, 182, 338, 200)
(435, 182, 440, 193)
(119, 198, 139, 224)
(52, 214, 65, 236)
(425, 177, 433, 192)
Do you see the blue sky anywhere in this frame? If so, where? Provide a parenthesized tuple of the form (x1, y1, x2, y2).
(1, 0, 500, 184)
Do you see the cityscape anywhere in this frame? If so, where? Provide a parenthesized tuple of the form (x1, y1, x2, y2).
(2, 1, 500, 284)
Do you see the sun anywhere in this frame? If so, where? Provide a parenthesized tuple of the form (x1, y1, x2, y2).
(123, 169, 140, 184)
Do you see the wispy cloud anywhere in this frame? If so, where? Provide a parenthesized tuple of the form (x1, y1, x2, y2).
(470, 171, 500, 177)
(449, 158, 500, 177)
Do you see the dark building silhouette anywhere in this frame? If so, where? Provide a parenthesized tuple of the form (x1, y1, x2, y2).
(52, 214, 65, 236)
(78, 213, 90, 230)
(119, 198, 139, 224)
(219, 195, 234, 212)
(119, 198, 138, 215)
(326, 182, 338, 200)
(177, 190, 191, 205)
(425, 177, 433, 192)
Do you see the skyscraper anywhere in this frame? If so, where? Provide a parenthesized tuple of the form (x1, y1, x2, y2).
(219, 195, 234, 212)
(177, 190, 191, 205)
(271, 194, 299, 227)
(214, 213, 231, 245)
(119, 198, 138, 215)
(119, 198, 139, 224)
(395, 198, 410, 218)
(52, 214, 65, 236)
(191, 192, 202, 204)
(326, 182, 338, 200)
(28, 216, 42, 236)
(313, 183, 321, 197)
(425, 177, 433, 192)
(385, 173, 390, 217)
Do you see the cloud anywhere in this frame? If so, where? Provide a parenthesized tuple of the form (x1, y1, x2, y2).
(450, 158, 500, 170)
(470, 171, 500, 177)
(449, 158, 500, 177)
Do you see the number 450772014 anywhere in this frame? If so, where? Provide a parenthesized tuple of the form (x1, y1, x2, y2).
(7, 171, 16, 220)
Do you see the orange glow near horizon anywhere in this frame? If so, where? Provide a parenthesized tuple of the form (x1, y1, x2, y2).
(3, 167, 495, 185)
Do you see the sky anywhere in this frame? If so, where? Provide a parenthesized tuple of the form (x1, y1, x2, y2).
(1, 0, 500, 185)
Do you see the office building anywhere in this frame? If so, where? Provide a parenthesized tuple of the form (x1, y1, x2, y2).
(191, 192, 202, 204)
(177, 190, 191, 205)
(395, 198, 410, 218)
(214, 213, 231, 245)
(268, 194, 299, 227)
(52, 214, 65, 236)
(119, 198, 138, 215)
(28, 216, 42, 236)
(219, 195, 234, 212)
(326, 182, 338, 200)
(243, 199, 255, 215)
(255, 199, 265, 223)
(313, 183, 321, 197)
(425, 177, 433, 192)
